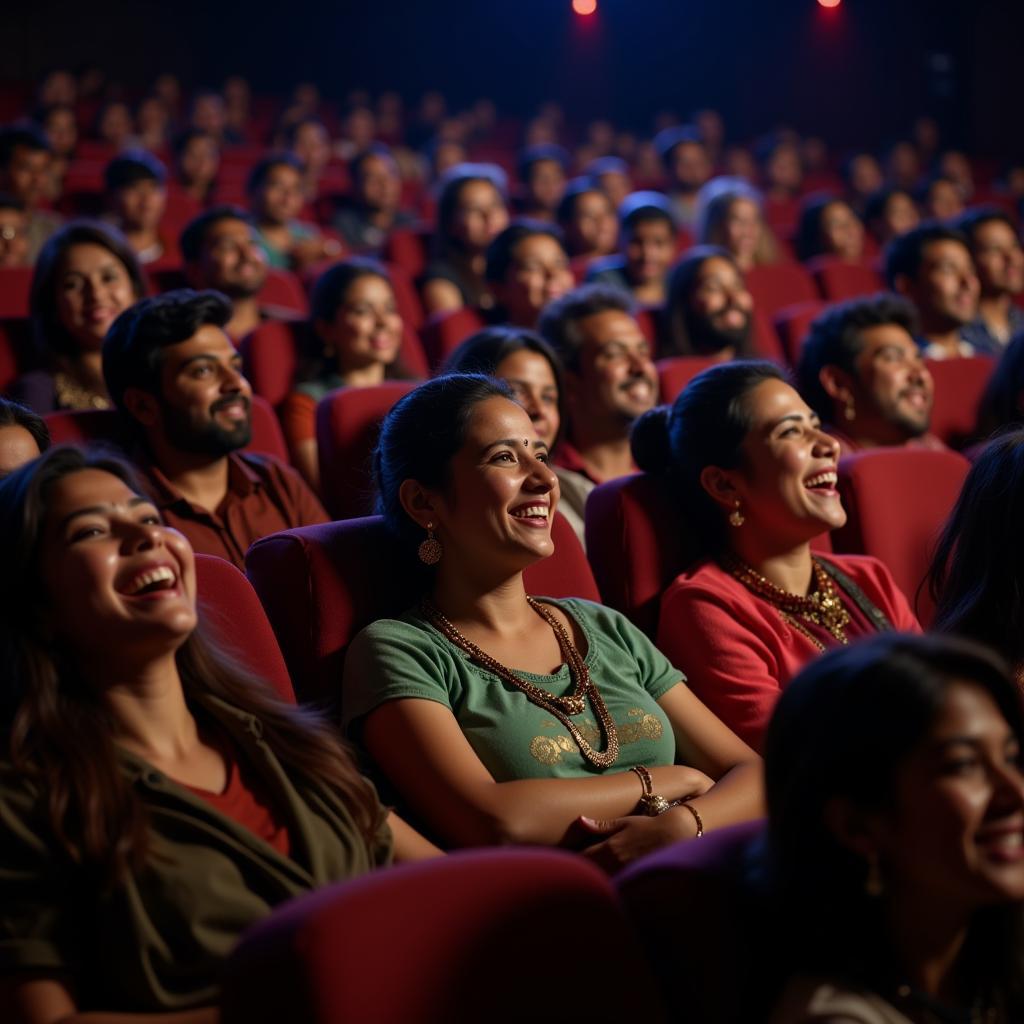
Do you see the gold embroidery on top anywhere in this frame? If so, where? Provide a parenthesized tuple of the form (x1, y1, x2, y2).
(529, 708, 663, 764)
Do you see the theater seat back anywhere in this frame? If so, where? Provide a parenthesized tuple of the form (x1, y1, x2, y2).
(924, 356, 995, 449)
(246, 512, 599, 705)
(420, 307, 486, 371)
(222, 849, 667, 1024)
(832, 447, 970, 625)
(194, 554, 295, 703)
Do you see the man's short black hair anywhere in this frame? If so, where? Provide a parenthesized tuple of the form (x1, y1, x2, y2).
(0, 123, 52, 170)
(179, 205, 252, 264)
(537, 283, 634, 373)
(796, 292, 920, 420)
(173, 126, 217, 160)
(618, 190, 676, 236)
(246, 152, 304, 194)
(863, 185, 913, 228)
(0, 396, 50, 453)
(884, 221, 970, 289)
(653, 125, 704, 168)
(955, 206, 1018, 251)
(350, 143, 397, 182)
(103, 289, 233, 421)
(104, 149, 167, 192)
(484, 220, 565, 284)
(517, 144, 569, 184)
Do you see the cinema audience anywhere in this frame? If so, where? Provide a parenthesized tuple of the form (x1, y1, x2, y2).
(586, 192, 677, 306)
(957, 207, 1024, 351)
(539, 284, 658, 543)
(181, 207, 271, 340)
(341, 373, 763, 869)
(634, 361, 918, 750)
(419, 163, 509, 314)
(0, 193, 30, 267)
(174, 128, 220, 205)
(766, 633, 1024, 1023)
(796, 294, 945, 454)
(280, 259, 408, 489)
(0, 446, 436, 1020)
(103, 289, 327, 568)
(556, 179, 618, 263)
(516, 144, 569, 222)
(654, 125, 712, 231)
(885, 222, 982, 358)
(0, 124, 62, 259)
(104, 150, 171, 266)
(694, 177, 779, 272)
(795, 194, 866, 265)
(863, 185, 920, 247)
(661, 246, 756, 360)
(332, 144, 417, 254)
(10, 221, 146, 412)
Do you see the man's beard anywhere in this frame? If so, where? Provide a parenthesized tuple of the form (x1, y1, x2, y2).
(687, 311, 752, 355)
(159, 395, 252, 456)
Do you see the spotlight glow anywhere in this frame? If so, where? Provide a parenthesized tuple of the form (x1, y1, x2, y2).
(573, 0, 597, 14)
(818, 0, 841, 7)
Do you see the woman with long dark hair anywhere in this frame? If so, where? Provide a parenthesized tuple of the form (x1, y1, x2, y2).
(0, 446, 435, 1021)
(766, 633, 1024, 1022)
(634, 361, 919, 750)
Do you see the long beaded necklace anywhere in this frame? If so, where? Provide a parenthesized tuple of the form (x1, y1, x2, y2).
(421, 595, 620, 768)
(724, 554, 851, 651)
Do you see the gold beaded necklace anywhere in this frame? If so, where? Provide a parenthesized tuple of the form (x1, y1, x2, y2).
(421, 596, 620, 768)
(724, 554, 851, 651)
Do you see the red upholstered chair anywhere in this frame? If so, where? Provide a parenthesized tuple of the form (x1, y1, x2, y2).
(222, 848, 668, 1024)
(656, 355, 720, 403)
(0, 266, 32, 319)
(586, 474, 834, 638)
(240, 320, 303, 408)
(420, 307, 486, 371)
(259, 268, 309, 316)
(315, 381, 417, 520)
(635, 306, 659, 346)
(616, 821, 774, 1024)
(832, 447, 971, 626)
(245, 512, 599, 705)
(44, 394, 291, 464)
(807, 257, 884, 302)
(194, 554, 295, 703)
(0, 316, 34, 393)
(923, 356, 995, 449)
(773, 300, 826, 365)
(382, 226, 430, 281)
(382, 260, 426, 332)
(745, 263, 818, 320)
(751, 308, 787, 363)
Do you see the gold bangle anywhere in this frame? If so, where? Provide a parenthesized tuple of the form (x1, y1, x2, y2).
(679, 799, 704, 838)
(629, 765, 671, 816)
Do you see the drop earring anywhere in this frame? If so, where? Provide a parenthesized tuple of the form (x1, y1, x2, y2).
(844, 397, 856, 422)
(417, 523, 443, 565)
(864, 852, 884, 897)
(728, 501, 745, 528)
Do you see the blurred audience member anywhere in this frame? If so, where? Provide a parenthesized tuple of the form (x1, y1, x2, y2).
(957, 207, 1024, 351)
(655, 125, 713, 230)
(841, 151, 884, 215)
(333, 144, 416, 254)
(864, 185, 920, 247)
(886, 222, 982, 358)
(695, 177, 779, 272)
(0, 124, 62, 259)
(586, 155, 633, 211)
(173, 128, 220, 205)
(918, 173, 965, 221)
(0, 194, 30, 267)
(104, 150, 170, 266)
(557, 179, 618, 263)
(484, 221, 574, 328)
(795, 194, 866, 264)
(515, 144, 569, 222)
(0, 396, 50, 477)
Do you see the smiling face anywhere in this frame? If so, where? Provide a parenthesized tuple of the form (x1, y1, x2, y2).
(493, 233, 574, 328)
(255, 163, 305, 225)
(142, 324, 252, 455)
(568, 308, 658, 429)
(565, 190, 617, 257)
(710, 379, 846, 546)
(908, 239, 979, 330)
(112, 178, 167, 233)
(422, 397, 559, 572)
(868, 680, 1024, 919)
(37, 468, 197, 665)
(686, 256, 753, 353)
(495, 348, 560, 449)
(848, 323, 933, 441)
(625, 218, 675, 285)
(192, 217, 267, 299)
(972, 219, 1024, 298)
(56, 242, 138, 352)
(721, 197, 762, 269)
(451, 180, 509, 252)
(317, 274, 402, 376)
(819, 201, 865, 263)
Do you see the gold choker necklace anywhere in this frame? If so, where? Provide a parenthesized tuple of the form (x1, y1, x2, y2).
(421, 596, 620, 768)
(724, 554, 851, 651)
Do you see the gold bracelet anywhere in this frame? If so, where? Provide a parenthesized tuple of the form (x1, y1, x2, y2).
(679, 799, 704, 838)
(629, 765, 671, 816)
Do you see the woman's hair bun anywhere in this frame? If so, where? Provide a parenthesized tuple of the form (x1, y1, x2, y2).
(630, 405, 672, 474)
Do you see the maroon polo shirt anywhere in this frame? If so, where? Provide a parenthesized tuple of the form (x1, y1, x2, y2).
(140, 451, 329, 569)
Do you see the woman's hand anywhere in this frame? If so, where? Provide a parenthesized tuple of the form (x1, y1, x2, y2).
(577, 805, 699, 874)
(657, 764, 715, 803)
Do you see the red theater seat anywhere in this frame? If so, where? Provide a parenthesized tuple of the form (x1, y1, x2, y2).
(44, 394, 290, 464)
(616, 821, 773, 1024)
(383, 226, 430, 281)
(773, 301, 826, 365)
(751, 309, 787, 363)
(745, 263, 818, 320)
(420, 307, 486, 371)
(194, 554, 295, 703)
(656, 355, 720, 403)
(0, 266, 33, 319)
(245, 512, 599, 705)
(147, 266, 308, 317)
(586, 474, 833, 638)
(924, 356, 995, 448)
(806, 257, 884, 302)
(315, 381, 417, 520)
(222, 849, 667, 1024)
(832, 447, 971, 626)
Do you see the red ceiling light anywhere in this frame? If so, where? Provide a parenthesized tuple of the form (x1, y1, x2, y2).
(573, 0, 597, 14)
(818, 0, 841, 7)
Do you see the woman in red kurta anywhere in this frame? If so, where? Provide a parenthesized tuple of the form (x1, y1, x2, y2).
(632, 360, 919, 751)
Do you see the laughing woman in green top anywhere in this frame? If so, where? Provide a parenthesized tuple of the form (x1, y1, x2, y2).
(0, 447, 436, 1024)
(342, 374, 763, 869)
